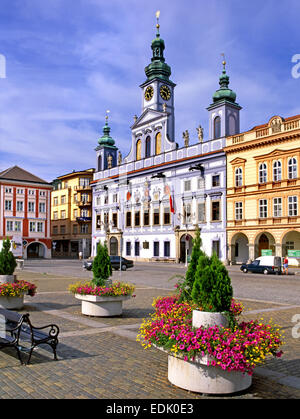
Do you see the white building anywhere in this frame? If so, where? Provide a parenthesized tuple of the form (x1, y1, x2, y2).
(91, 17, 241, 263)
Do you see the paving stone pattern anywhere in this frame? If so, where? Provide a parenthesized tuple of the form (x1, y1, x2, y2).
(0, 271, 299, 399)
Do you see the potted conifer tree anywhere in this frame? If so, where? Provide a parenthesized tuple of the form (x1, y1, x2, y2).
(0, 238, 17, 284)
(0, 238, 37, 309)
(70, 242, 135, 317)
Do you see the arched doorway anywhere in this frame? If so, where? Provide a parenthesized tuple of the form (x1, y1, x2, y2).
(27, 242, 45, 259)
(255, 232, 275, 258)
(231, 233, 249, 264)
(282, 231, 300, 258)
(180, 234, 193, 263)
(109, 237, 118, 256)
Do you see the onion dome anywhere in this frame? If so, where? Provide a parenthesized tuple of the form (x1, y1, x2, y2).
(144, 11, 172, 82)
(212, 59, 237, 103)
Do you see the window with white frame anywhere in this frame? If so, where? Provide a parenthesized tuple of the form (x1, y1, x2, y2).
(235, 167, 243, 187)
(28, 201, 35, 212)
(28, 190, 35, 196)
(259, 163, 267, 183)
(6, 220, 21, 232)
(183, 203, 192, 224)
(197, 177, 205, 189)
(14, 221, 21, 232)
(235, 202, 243, 220)
(5, 200, 12, 211)
(29, 222, 36, 232)
(273, 197, 282, 217)
(80, 224, 89, 234)
(17, 189, 24, 194)
(184, 180, 191, 192)
(6, 221, 13, 231)
(39, 202, 46, 213)
(259, 199, 268, 218)
(273, 160, 282, 181)
(288, 157, 297, 179)
(37, 222, 43, 232)
(5, 187, 12, 193)
(197, 202, 206, 222)
(16, 201, 24, 212)
(288, 196, 298, 216)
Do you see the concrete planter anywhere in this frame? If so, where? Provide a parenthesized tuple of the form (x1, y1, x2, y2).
(75, 293, 131, 317)
(165, 309, 252, 395)
(168, 354, 252, 395)
(192, 309, 229, 329)
(0, 294, 24, 310)
(0, 275, 16, 285)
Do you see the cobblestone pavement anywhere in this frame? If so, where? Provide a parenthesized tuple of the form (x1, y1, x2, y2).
(0, 269, 299, 400)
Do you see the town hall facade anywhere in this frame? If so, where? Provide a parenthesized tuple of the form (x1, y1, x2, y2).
(91, 16, 242, 263)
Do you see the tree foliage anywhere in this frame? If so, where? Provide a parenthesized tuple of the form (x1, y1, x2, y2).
(92, 242, 112, 286)
(0, 238, 17, 275)
(191, 252, 233, 312)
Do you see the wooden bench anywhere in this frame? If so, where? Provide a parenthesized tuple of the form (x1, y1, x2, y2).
(0, 308, 59, 365)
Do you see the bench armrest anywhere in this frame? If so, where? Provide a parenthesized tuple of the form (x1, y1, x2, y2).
(30, 324, 60, 338)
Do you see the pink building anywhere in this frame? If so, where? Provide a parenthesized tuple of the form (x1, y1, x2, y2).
(0, 166, 52, 259)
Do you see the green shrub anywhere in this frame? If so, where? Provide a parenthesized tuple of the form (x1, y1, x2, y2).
(92, 242, 112, 286)
(191, 252, 233, 312)
(0, 238, 17, 275)
(178, 228, 209, 302)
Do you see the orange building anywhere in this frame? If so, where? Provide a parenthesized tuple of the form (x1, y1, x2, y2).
(225, 114, 300, 264)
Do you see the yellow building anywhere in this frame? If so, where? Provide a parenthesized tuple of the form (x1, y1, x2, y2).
(51, 169, 95, 258)
(225, 114, 300, 264)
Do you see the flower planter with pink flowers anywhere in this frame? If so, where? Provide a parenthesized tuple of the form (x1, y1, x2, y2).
(137, 230, 284, 395)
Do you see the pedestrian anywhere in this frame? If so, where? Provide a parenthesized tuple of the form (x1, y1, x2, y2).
(283, 256, 288, 275)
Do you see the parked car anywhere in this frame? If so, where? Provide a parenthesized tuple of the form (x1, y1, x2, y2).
(240, 256, 282, 275)
(83, 259, 93, 270)
(110, 256, 134, 271)
(83, 256, 134, 271)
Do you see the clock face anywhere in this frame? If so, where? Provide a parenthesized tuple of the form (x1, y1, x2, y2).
(160, 85, 171, 101)
(144, 85, 154, 101)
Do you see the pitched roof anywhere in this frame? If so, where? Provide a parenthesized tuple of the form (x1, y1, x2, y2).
(0, 165, 50, 185)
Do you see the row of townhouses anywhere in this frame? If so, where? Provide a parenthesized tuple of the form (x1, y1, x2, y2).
(1, 20, 299, 264)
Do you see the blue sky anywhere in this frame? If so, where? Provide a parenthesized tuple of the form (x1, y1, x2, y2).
(0, 0, 300, 182)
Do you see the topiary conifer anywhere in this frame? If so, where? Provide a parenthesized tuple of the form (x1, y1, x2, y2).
(92, 242, 112, 287)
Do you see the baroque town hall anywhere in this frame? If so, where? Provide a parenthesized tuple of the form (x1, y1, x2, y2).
(90, 14, 241, 263)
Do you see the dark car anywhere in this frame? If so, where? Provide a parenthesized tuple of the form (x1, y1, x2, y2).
(240, 257, 282, 275)
(110, 256, 134, 271)
(83, 256, 134, 271)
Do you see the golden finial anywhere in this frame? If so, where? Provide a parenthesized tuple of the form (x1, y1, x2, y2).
(156, 10, 160, 31)
(221, 53, 226, 70)
(105, 109, 110, 121)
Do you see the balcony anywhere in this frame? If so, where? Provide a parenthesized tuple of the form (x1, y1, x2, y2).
(77, 200, 92, 207)
(74, 184, 91, 191)
(76, 217, 92, 223)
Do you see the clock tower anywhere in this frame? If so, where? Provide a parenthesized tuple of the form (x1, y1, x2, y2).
(139, 11, 176, 140)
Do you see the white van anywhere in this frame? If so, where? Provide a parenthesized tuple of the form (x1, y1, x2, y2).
(240, 256, 282, 275)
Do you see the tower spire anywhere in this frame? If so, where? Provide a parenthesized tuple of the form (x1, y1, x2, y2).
(144, 11, 172, 82)
(212, 54, 237, 104)
(98, 110, 115, 146)
(156, 10, 160, 36)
